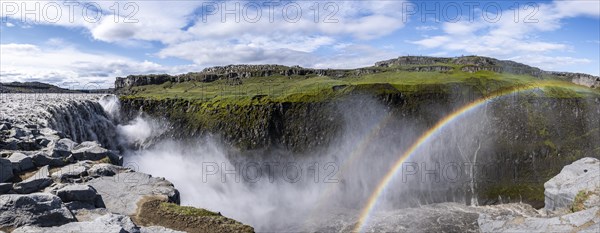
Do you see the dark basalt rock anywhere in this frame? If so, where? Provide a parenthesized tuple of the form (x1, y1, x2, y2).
(13, 165, 53, 194)
(50, 161, 91, 183)
(52, 138, 77, 157)
(70, 141, 122, 165)
(0, 183, 12, 194)
(8, 152, 34, 173)
(0, 158, 13, 183)
(0, 193, 76, 228)
(31, 153, 66, 167)
(55, 184, 100, 204)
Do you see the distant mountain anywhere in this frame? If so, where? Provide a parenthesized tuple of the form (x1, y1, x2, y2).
(0, 82, 113, 93)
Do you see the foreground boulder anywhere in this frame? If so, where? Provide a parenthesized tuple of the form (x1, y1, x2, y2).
(0, 158, 13, 182)
(0, 193, 75, 229)
(70, 141, 122, 165)
(31, 153, 65, 167)
(50, 161, 92, 183)
(86, 172, 180, 215)
(52, 138, 76, 157)
(13, 166, 53, 194)
(55, 184, 100, 204)
(544, 157, 600, 211)
(8, 152, 34, 173)
(0, 183, 12, 194)
(13, 213, 139, 233)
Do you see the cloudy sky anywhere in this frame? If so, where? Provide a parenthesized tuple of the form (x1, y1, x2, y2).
(1, 0, 599, 88)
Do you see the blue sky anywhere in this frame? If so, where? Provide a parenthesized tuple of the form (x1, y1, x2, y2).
(1, 0, 599, 88)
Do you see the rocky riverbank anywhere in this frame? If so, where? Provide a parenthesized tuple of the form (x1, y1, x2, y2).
(0, 94, 253, 233)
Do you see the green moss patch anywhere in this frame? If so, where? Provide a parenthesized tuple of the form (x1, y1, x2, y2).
(572, 190, 593, 212)
(159, 202, 221, 217)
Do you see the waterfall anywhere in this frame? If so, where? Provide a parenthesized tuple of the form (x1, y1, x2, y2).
(45, 95, 119, 149)
(470, 140, 481, 206)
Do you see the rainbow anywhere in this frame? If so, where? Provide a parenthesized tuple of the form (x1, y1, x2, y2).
(303, 113, 394, 228)
(353, 81, 596, 232)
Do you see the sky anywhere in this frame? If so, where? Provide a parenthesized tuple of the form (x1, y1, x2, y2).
(0, 0, 599, 88)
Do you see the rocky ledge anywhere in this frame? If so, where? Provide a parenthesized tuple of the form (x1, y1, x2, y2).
(0, 95, 253, 233)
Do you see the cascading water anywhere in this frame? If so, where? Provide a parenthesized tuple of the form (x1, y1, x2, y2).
(109, 95, 494, 231)
(45, 95, 119, 149)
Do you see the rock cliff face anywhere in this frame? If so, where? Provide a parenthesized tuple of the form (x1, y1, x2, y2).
(550, 72, 600, 89)
(376, 56, 545, 77)
(115, 65, 380, 90)
(118, 84, 600, 207)
(114, 56, 600, 91)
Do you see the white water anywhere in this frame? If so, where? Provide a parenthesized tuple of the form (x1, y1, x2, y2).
(102, 95, 491, 231)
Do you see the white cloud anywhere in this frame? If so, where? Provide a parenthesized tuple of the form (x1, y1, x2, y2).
(410, 0, 599, 71)
(312, 44, 397, 69)
(5, 22, 15, 27)
(412, 36, 450, 48)
(0, 43, 179, 88)
(1, 0, 409, 72)
(553, 0, 600, 18)
(415, 25, 438, 31)
(91, 18, 139, 42)
(157, 40, 315, 67)
(509, 55, 591, 70)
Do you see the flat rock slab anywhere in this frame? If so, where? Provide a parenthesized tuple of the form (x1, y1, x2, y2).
(56, 184, 98, 203)
(0, 193, 75, 228)
(13, 166, 53, 194)
(12, 213, 139, 233)
(544, 157, 600, 211)
(86, 172, 180, 216)
(8, 153, 34, 173)
(88, 163, 131, 177)
(70, 141, 122, 165)
(50, 161, 91, 183)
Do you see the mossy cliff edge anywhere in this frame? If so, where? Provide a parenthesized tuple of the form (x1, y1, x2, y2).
(116, 56, 600, 207)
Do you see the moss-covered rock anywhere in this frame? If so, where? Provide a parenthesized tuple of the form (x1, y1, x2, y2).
(134, 198, 254, 233)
